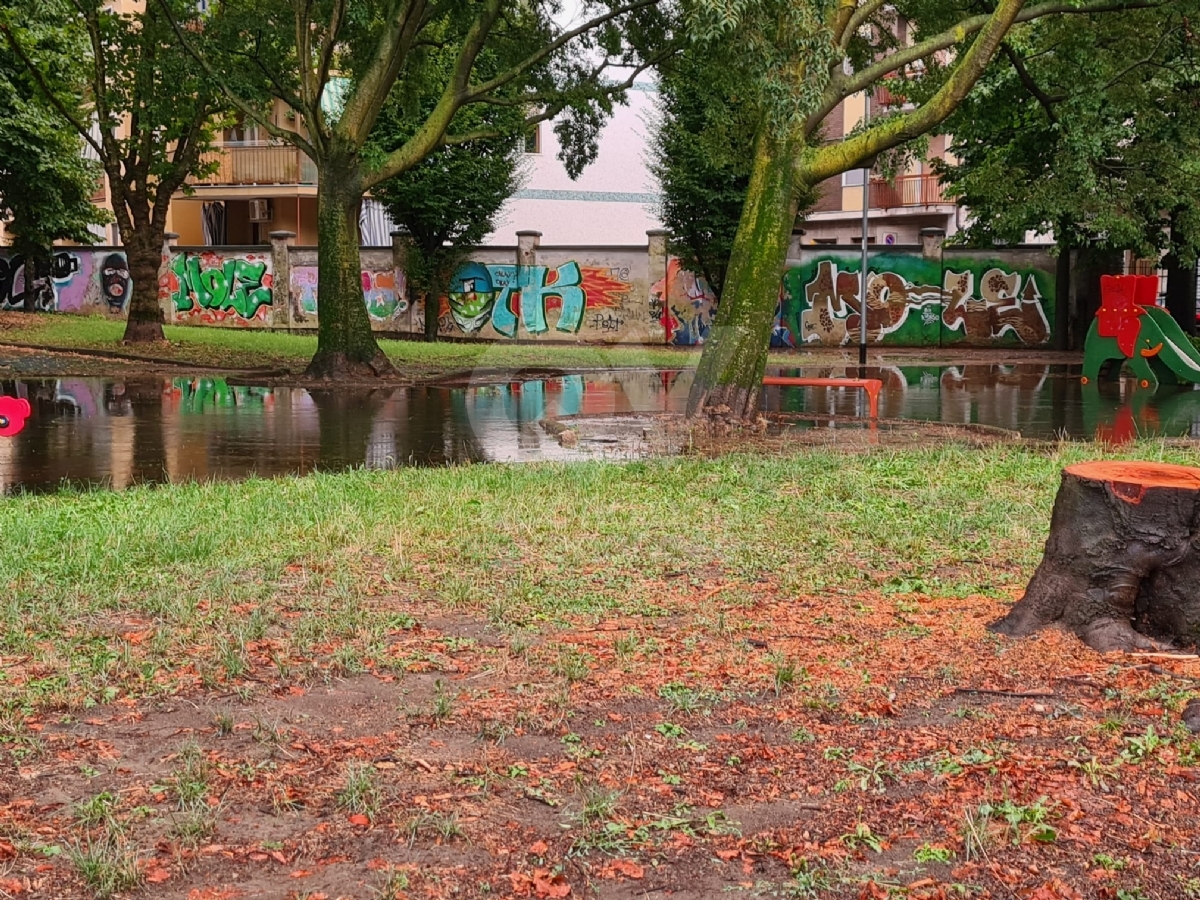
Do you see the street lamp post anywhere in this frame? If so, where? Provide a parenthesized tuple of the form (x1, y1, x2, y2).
(858, 91, 871, 369)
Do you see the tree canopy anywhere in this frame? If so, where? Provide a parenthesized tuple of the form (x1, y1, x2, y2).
(168, 0, 672, 377)
(0, 28, 103, 258)
(0, 0, 226, 340)
(935, 1, 1200, 261)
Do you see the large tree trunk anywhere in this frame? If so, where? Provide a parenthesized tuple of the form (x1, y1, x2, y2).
(992, 461, 1200, 652)
(686, 127, 802, 420)
(121, 230, 166, 343)
(306, 162, 394, 379)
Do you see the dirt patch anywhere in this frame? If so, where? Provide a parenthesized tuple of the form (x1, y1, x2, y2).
(4, 585, 1199, 899)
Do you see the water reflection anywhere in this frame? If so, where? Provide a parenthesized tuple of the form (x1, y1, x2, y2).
(763, 363, 1200, 441)
(0, 372, 690, 493)
(2, 365, 1199, 493)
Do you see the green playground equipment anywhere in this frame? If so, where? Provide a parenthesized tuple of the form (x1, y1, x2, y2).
(1083, 274, 1200, 390)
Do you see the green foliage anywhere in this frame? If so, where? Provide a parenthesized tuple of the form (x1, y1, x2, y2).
(650, 49, 755, 300)
(371, 46, 526, 340)
(936, 3, 1200, 261)
(0, 27, 104, 253)
(0, 0, 226, 331)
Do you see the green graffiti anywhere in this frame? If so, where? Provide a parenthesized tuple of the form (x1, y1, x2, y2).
(172, 377, 272, 413)
(171, 254, 272, 319)
(778, 253, 1054, 348)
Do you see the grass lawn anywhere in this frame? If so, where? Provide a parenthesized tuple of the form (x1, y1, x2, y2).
(0, 314, 713, 376)
(3, 442, 1200, 897)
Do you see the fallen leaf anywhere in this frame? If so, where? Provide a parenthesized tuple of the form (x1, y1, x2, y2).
(289, 870, 313, 878)
(528, 840, 549, 855)
(610, 860, 644, 879)
(347, 813, 370, 827)
(532, 869, 570, 898)
(145, 867, 171, 884)
(0, 878, 26, 895)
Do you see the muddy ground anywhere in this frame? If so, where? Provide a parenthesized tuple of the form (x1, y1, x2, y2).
(3, 582, 1198, 899)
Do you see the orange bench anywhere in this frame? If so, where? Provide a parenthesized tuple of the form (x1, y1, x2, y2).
(761, 377, 883, 419)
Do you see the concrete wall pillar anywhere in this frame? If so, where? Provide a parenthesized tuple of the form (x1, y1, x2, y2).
(647, 229, 669, 285)
(920, 227, 945, 262)
(516, 230, 541, 268)
(269, 231, 296, 328)
(391, 228, 413, 333)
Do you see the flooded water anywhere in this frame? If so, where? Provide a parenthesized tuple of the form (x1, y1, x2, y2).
(0, 363, 1197, 492)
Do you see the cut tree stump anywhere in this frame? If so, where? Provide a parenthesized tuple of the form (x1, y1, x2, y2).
(991, 460, 1200, 652)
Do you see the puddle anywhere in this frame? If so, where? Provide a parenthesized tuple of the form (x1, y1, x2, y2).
(0, 364, 1197, 493)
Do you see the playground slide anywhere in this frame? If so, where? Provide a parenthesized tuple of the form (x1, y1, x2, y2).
(1143, 306, 1200, 385)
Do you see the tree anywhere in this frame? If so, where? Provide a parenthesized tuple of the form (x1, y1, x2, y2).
(0, 32, 105, 272)
(371, 50, 526, 342)
(934, 2, 1200, 334)
(682, 0, 1164, 420)
(164, 0, 670, 378)
(0, 0, 226, 341)
(650, 50, 757, 303)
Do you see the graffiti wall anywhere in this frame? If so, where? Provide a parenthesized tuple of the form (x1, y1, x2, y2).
(774, 250, 1055, 348)
(0, 250, 129, 313)
(169, 250, 274, 324)
(4, 241, 1058, 348)
(425, 257, 646, 341)
(651, 258, 718, 347)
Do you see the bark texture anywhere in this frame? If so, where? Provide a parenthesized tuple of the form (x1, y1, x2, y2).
(991, 461, 1200, 652)
(305, 165, 395, 379)
(120, 233, 166, 343)
(686, 128, 801, 421)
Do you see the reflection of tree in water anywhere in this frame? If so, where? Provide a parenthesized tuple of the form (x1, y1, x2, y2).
(308, 388, 393, 471)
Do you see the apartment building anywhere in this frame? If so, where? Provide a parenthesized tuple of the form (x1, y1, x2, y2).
(799, 88, 959, 248)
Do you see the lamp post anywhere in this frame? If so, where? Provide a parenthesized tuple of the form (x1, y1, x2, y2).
(858, 90, 871, 369)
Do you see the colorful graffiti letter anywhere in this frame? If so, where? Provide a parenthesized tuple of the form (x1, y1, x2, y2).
(171, 252, 273, 320)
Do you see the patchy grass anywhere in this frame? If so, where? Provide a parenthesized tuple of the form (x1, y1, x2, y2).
(0, 312, 706, 375)
(1, 441, 1199, 712)
(2, 441, 1200, 898)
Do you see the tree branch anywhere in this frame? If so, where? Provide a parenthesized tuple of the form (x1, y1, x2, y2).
(1002, 43, 1062, 123)
(838, 0, 889, 51)
(800, 0, 1031, 185)
(804, 0, 1164, 140)
(152, 0, 319, 161)
(460, 0, 661, 102)
(0, 21, 104, 158)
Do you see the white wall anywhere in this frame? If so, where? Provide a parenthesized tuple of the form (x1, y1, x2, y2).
(486, 83, 664, 246)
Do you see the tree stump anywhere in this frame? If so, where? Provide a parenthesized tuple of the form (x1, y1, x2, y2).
(991, 461, 1200, 652)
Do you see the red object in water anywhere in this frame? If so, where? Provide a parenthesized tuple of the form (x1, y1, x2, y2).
(0, 396, 31, 436)
(761, 376, 883, 419)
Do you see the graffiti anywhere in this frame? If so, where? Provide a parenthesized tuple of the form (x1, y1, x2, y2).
(167, 377, 273, 413)
(591, 312, 624, 332)
(363, 269, 404, 320)
(942, 269, 1049, 344)
(446, 262, 630, 338)
(99, 254, 131, 312)
(288, 266, 406, 321)
(292, 266, 319, 316)
(170, 251, 273, 321)
(779, 254, 1054, 347)
(0, 255, 55, 312)
(651, 259, 716, 346)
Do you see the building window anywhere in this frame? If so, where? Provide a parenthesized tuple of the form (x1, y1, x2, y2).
(524, 124, 541, 154)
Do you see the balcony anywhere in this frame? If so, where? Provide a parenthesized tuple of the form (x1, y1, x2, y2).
(191, 143, 318, 187)
(869, 174, 948, 209)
